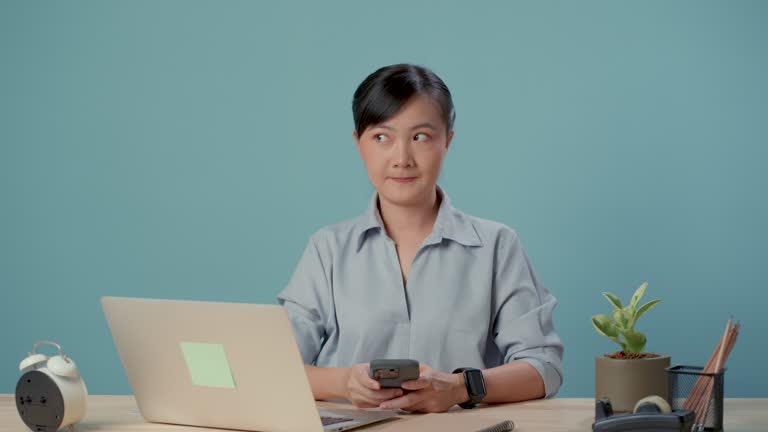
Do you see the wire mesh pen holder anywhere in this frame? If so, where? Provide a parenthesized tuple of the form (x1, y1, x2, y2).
(667, 365, 725, 432)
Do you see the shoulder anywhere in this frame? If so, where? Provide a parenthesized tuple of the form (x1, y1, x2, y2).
(305, 214, 366, 256)
(458, 210, 522, 251)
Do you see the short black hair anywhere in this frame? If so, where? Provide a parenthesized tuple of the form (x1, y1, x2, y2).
(352, 64, 455, 137)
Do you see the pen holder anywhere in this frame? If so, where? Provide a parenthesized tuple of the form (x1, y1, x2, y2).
(667, 365, 725, 432)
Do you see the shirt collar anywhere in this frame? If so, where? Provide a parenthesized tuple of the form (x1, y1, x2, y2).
(354, 185, 483, 252)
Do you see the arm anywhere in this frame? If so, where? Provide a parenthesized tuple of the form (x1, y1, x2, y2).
(480, 361, 545, 403)
(490, 228, 564, 399)
(277, 235, 334, 381)
(278, 235, 402, 406)
(305, 365, 348, 400)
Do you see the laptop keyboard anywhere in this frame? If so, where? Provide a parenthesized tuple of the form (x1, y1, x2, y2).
(321, 416, 355, 426)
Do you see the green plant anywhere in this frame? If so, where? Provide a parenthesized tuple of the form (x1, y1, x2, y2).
(591, 282, 661, 354)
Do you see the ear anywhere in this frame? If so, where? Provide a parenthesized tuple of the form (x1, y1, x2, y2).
(445, 130, 454, 150)
(353, 130, 363, 158)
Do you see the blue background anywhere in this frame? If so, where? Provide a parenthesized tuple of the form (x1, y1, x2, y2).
(2, 1, 766, 397)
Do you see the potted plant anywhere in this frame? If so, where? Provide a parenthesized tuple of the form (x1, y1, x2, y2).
(591, 282, 670, 412)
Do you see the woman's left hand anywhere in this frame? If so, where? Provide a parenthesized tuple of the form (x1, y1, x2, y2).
(378, 364, 469, 413)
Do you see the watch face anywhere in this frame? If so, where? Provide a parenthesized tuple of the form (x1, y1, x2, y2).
(466, 370, 487, 396)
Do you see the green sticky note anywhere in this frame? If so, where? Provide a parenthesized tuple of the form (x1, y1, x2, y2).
(179, 342, 236, 389)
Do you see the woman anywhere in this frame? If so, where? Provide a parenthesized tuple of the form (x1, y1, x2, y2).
(277, 64, 563, 413)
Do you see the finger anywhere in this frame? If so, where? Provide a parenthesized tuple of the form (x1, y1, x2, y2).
(419, 363, 435, 373)
(405, 402, 427, 413)
(350, 387, 384, 407)
(405, 396, 449, 414)
(365, 388, 404, 403)
(355, 369, 382, 391)
(410, 402, 441, 413)
(400, 376, 431, 391)
(355, 381, 403, 402)
(379, 390, 427, 410)
(350, 394, 381, 409)
(376, 389, 405, 403)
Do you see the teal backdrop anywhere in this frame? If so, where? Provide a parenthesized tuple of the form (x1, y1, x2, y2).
(2, 1, 766, 397)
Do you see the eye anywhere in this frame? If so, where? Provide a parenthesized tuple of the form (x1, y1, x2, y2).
(414, 133, 430, 142)
(373, 133, 388, 143)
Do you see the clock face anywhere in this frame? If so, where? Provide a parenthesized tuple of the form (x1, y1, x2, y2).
(16, 370, 65, 431)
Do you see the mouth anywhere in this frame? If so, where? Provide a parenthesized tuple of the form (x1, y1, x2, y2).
(389, 177, 418, 184)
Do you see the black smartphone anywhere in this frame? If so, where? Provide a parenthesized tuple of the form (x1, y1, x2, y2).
(369, 359, 420, 388)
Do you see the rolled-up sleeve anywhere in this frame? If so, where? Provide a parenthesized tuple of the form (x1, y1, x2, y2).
(492, 228, 564, 397)
(276, 234, 332, 365)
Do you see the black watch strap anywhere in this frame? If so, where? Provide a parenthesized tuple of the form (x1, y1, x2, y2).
(453, 367, 487, 409)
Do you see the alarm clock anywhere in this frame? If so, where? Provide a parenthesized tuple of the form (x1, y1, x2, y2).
(16, 341, 87, 432)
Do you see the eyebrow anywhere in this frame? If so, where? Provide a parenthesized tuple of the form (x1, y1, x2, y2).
(377, 122, 437, 131)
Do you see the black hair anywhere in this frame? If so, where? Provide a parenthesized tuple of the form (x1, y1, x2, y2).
(352, 63, 455, 137)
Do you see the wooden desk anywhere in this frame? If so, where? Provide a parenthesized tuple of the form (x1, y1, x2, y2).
(1, 395, 766, 431)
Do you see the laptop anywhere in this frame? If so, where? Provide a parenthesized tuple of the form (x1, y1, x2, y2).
(101, 296, 399, 432)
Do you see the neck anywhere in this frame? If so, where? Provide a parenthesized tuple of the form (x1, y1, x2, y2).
(378, 189, 441, 244)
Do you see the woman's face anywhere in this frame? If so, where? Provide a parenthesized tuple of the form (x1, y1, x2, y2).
(354, 95, 454, 208)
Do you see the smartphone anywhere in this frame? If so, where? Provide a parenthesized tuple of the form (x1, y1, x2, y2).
(369, 359, 420, 388)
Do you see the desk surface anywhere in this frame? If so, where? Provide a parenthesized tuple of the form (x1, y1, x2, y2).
(1, 395, 766, 432)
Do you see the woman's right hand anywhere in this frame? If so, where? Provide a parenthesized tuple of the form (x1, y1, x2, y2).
(343, 363, 404, 408)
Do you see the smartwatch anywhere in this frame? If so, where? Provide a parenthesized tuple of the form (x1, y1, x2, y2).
(453, 367, 487, 409)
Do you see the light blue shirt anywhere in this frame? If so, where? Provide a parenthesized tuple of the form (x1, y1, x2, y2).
(277, 187, 564, 397)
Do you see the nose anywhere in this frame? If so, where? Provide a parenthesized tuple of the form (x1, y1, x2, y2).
(392, 138, 414, 168)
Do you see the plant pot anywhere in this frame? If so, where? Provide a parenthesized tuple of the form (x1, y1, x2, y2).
(595, 355, 671, 412)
